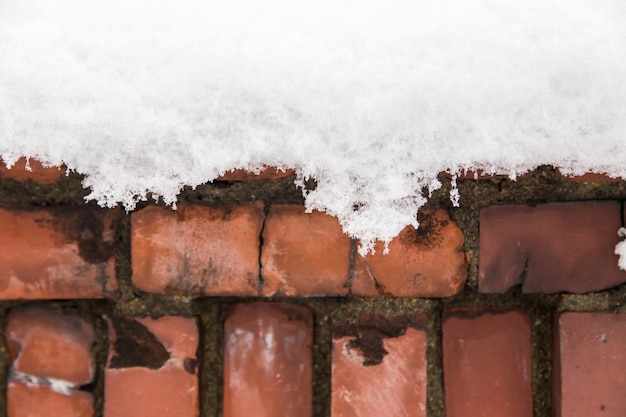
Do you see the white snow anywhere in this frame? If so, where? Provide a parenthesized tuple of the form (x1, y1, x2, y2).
(616, 228, 626, 271)
(1, 0, 625, 254)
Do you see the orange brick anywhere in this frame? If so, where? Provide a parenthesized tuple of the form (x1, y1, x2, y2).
(352, 209, 466, 297)
(131, 203, 264, 296)
(261, 205, 351, 296)
(0, 157, 63, 184)
(224, 303, 313, 417)
(555, 312, 626, 417)
(7, 308, 94, 385)
(105, 316, 199, 417)
(0, 207, 119, 300)
(332, 315, 427, 417)
(443, 309, 533, 417)
(8, 381, 93, 417)
(217, 166, 294, 181)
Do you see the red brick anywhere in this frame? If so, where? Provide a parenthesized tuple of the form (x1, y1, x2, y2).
(261, 205, 351, 296)
(1, 157, 64, 184)
(217, 166, 294, 181)
(0, 207, 119, 300)
(8, 381, 93, 417)
(479, 201, 625, 293)
(6, 308, 94, 385)
(554, 312, 626, 417)
(352, 209, 466, 297)
(559, 170, 622, 182)
(105, 316, 199, 417)
(443, 309, 533, 417)
(131, 203, 264, 295)
(332, 315, 427, 417)
(224, 303, 313, 417)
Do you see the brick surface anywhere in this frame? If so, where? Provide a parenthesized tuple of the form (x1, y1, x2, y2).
(0, 207, 119, 300)
(131, 203, 264, 295)
(332, 315, 427, 417)
(217, 167, 294, 181)
(352, 209, 466, 297)
(443, 309, 533, 417)
(261, 205, 351, 296)
(0, 157, 63, 184)
(224, 303, 313, 417)
(555, 312, 626, 417)
(105, 316, 199, 417)
(479, 201, 625, 293)
(6, 308, 95, 385)
(8, 381, 93, 417)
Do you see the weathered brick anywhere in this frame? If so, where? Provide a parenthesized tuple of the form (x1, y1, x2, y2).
(217, 166, 294, 181)
(105, 316, 199, 417)
(261, 205, 351, 296)
(224, 303, 313, 417)
(554, 312, 626, 417)
(0, 157, 63, 184)
(479, 201, 625, 293)
(332, 315, 427, 417)
(131, 203, 264, 295)
(0, 207, 119, 300)
(6, 308, 94, 385)
(352, 209, 466, 297)
(8, 381, 93, 417)
(443, 309, 533, 417)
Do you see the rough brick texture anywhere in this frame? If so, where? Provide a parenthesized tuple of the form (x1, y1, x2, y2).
(0, 157, 63, 184)
(261, 205, 351, 296)
(217, 167, 294, 181)
(352, 209, 466, 297)
(0, 206, 119, 299)
(555, 312, 626, 417)
(6, 308, 95, 417)
(132, 203, 264, 295)
(105, 316, 199, 417)
(224, 303, 313, 417)
(443, 309, 533, 417)
(332, 315, 427, 417)
(479, 201, 626, 293)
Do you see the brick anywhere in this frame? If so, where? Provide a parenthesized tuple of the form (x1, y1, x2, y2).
(332, 315, 427, 417)
(6, 308, 95, 385)
(105, 316, 199, 417)
(352, 209, 466, 297)
(0, 207, 119, 300)
(554, 312, 626, 417)
(1, 157, 63, 184)
(479, 201, 626, 293)
(131, 203, 264, 295)
(224, 303, 313, 417)
(443, 309, 533, 417)
(217, 166, 294, 181)
(8, 381, 93, 417)
(261, 205, 351, 296)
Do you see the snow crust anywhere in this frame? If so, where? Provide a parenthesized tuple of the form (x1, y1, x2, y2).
(1, 0, 626, 253)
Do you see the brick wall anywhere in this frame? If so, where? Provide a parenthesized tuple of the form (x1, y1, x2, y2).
(2, 158, 626, 417)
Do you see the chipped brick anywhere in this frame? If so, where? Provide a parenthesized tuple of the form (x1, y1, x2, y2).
(8, 381, 93, 417)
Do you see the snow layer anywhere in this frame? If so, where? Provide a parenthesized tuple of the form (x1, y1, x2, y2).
(1, 0, 626, 253)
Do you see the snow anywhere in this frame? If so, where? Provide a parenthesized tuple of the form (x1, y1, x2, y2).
(616, 228, 626, 272)
(1, 0, 625, 254)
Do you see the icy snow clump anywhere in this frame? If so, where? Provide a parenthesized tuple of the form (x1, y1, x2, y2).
(1, 0, 626, 254)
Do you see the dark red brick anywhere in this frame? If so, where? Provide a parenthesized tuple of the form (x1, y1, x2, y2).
(443, 309, 533, 417)
(261, 205, 351, 296)
(1, 157, 63, 184)
(0, 207, 119, 300)
(479, 201, 625, 293)
(332, 315, 427, 417)
(351, 209, 466, 297)
(224, 303, 313, 417)
(6, 308, 94, 385)
(8, 381, 93, 417)
(105, 316, 199, 417)
(131, 203, 264, 296)
(217, 167, 294, 181)
(554, 312, 626, 417)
